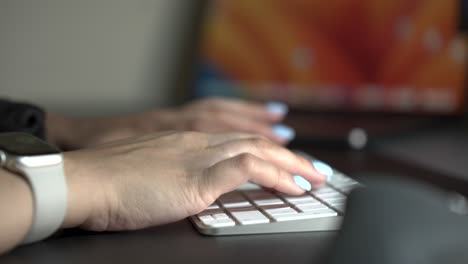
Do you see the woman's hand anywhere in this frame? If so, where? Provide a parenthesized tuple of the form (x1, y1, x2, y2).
(62, 131, 325, 231)
(47, 98, 294, 150)
(169, 98, 293, 144)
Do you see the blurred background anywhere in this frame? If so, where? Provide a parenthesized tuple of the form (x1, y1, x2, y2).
(1, 0, 466, 117)
(0, 0, 199, 116)
(195, 0, 467, 114)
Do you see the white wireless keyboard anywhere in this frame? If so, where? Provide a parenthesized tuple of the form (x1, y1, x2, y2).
(190, 152, 362, 235)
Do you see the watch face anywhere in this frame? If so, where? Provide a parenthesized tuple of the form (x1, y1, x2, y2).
(0, 133, 59, 156)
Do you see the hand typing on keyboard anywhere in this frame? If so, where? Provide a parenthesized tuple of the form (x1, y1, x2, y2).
(1, 130, 329, 254)
(60, 131, 326, 232)
(191, 154, 362, 235)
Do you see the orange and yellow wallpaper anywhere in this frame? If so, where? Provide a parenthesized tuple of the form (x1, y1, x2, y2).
(195, 0, 466, 113)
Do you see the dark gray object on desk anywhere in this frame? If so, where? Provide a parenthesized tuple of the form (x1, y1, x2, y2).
(328, 178, 468, 264)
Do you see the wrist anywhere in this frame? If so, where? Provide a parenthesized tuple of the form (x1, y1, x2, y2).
(61, 151, 110, 229)
(46, 113, 83, 150)
(150, 109, 182, 131)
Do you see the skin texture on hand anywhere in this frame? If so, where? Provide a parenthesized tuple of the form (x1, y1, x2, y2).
(171, 98, 288, 143)
(62, 132, 326, 231)
(46, 98, 289, 150)
(0, 131, 325, 255)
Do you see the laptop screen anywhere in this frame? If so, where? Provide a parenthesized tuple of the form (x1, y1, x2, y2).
(193, 0, 467, 115)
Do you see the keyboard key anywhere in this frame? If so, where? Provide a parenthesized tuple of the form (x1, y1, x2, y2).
(198, 215, 215, 222)
(244, 190, 284, 206)
(328, 173, 355, 186)
(285, 197, 321, 206)
(310, 208, 339, 215)
(314, 192, 345, 199)
(272, 209, 337, 222)
(332, 181, 359, 188)
(264, 207, 298, 216)
(322, 197, 347, 204)
(218, 192, 251, 208)
(237, 182, 262, 191)
(224, 201, 252, 208)
(335, 184, 361, 193)
(198, 208, 225, 216)
(328, 176, 361, 188)
(198, 214, 236, 227)
(280, 194, 315, 203)
(212, 213, 230, 220)
(329, 200, 345, 205)
(330, 203, 346, 212)
(253, 198, 284, 206)
(222, 202, 252, 208)
(295, 203, 329, 212)
(230, 209, 270, 225)
(310, 187, 338, 195)
(207, 203, 220, 209)
(292, 199, 322, 206)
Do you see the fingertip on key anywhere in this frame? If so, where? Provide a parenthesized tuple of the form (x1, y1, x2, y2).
(293, 175, 312, 191)
(312, 160, 333, 182)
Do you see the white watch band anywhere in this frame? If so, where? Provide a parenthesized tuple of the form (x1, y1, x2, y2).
(20, 157, 67, 244)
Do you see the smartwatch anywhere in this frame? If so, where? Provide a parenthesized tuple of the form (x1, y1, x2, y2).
(0, 132, 67, 244)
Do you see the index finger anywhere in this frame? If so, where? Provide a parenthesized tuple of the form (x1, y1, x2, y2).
(204, 153, 305, 197)
(210, 98, 287, 122)
(208, 138, 327, 185)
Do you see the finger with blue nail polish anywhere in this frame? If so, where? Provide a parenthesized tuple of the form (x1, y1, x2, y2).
(266, 102, 288, 116)
(272, 124, 295, 141)
(312, 161, 333, 181)
(293, 175, 312, 191)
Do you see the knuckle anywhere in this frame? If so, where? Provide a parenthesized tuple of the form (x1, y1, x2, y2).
(272, 166, 283, 189)
(248, 137, 271, 150)
(297, 154, 311, 168)
(237, 153, 257, 173)
(253, 134, 270, 142)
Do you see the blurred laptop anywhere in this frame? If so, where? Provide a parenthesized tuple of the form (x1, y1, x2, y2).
(183, 0, 467, 148)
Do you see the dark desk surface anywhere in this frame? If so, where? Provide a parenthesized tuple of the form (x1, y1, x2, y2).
(2, 146, 468, 264)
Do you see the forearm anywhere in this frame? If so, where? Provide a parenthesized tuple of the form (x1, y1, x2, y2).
(0, 169, 33, 255)
(61, 151, 107, 229)
(46, 110, 179, 150)
(0, 151, 105, 255)
(46, 113, 108, 150)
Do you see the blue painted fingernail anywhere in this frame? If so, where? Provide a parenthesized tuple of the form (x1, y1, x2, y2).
(272, 124, 295, 141)
(312, 160, 333, 181)
(293, 175, 312, 191)
(266, 102, 288, 115)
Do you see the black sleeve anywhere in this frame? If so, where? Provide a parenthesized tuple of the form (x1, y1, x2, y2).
(0, 98, 46, 139)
